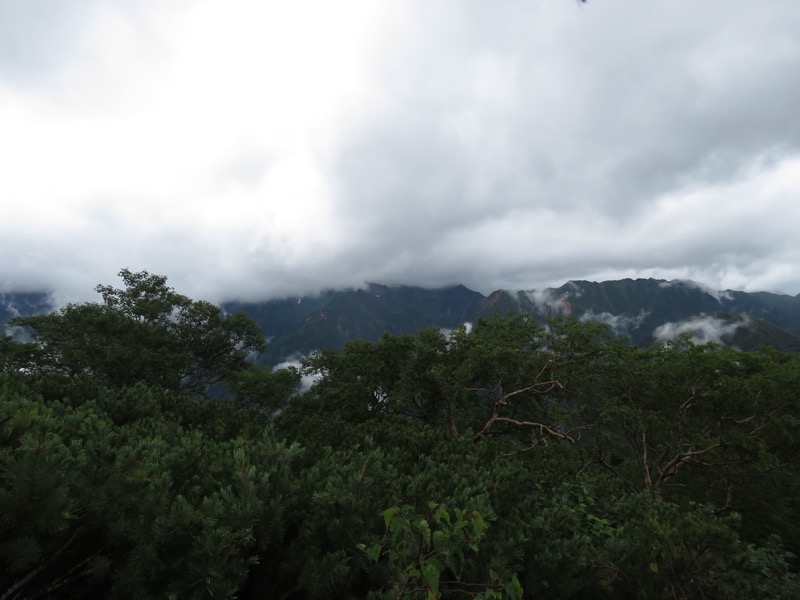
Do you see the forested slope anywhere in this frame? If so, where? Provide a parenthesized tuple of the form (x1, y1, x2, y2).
(2, 271, 798, 599)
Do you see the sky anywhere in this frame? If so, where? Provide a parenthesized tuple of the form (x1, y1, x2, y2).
(2, 0, 799, 304)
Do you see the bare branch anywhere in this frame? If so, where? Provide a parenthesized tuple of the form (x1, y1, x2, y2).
(474, 416, 580, 444)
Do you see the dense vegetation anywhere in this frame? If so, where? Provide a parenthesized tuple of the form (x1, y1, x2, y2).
(1, 271, 798, 599)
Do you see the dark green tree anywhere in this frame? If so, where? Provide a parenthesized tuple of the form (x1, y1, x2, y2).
(0, 374, 301, 598)
(4, 273, 800, 599)
(227, 364, 301, 416)
(9, 269, 265, 393)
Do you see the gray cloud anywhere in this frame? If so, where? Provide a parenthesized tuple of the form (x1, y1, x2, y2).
(0, 0, 92, 85)
(321, 0, 800, 296)
(1, 1, 799, 303)
(653, 315, 747, 345)
(525, 289, 571, 315)
(658, 280, 733, 303)
(273, 354, 319, 394)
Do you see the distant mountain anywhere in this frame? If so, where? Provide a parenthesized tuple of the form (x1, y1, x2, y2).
(0, 291, 53, 322)
(484, 279, 800, 352)
(4, 279, 800, 364)
(225, 279, 800, 364)
(223, 283, 486, 364)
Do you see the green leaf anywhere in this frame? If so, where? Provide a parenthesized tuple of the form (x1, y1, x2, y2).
(432, 530, 448, 549)
(418, 518, 431, 547)
(434, 504, 451, 526)
(368, 543, 381, 562)
(471, 512, 488, 539)
(507, 574, 524, 600)
(423, 562, 440, 596)
(356, 542, 380, 561)
(383, 507, 397, 531)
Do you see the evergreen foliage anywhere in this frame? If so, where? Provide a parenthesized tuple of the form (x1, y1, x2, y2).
(9, 269, 265, 393)
(1, 271, 798, 598)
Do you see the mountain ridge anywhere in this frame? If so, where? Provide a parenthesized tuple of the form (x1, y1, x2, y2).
(225, 278, 800, 363)
(5, 278, 800, 363)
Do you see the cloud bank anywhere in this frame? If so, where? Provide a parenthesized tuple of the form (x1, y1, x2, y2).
(653, 315, 747, 345)
(2, 1, 799, 303)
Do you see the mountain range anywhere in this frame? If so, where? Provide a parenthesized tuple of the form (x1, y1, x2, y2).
(224, 278, 800, 364)
(4, 279, 800, 365)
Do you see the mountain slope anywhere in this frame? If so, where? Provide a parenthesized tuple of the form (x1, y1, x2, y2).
(227, 279, 800, 364)
(480, 279, 800, 349)
(1, 291, 53, 324)
(5, 279, 800, 364)
(223, 283, 486, 364)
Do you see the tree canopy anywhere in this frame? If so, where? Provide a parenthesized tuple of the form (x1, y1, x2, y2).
(9, 269, 265, 393)
(1, 271, 798, 599)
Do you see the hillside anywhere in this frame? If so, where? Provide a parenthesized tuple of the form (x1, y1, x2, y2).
(222, 278, 800, 364)
(5, 278, 800, 363)
(4, 272, 799, 598)
(223, 283, 486, 364)
(485, 279, 800, 350)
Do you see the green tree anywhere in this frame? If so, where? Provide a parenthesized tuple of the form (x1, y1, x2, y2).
(0, 374, 301, 598)
(5, 279, 799, 599)
(290, 316, 800, 599)
(580, 338, 798, 499)
(298, 315, 592, 444)
(9, 269, 265, 393)
(361, 502, 523, 600)
(226, 364, 301, 416)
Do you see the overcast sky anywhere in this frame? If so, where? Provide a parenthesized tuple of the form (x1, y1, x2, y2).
(2, 0, 799, 304)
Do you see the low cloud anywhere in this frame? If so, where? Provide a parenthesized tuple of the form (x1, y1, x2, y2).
(524, 290, 572, 316)
(658, 280, 733, 303)
(1, 295, 21, 319)
(273, 354, 319, 393)
(439, 321, 473, 338)
(652, 315, 746, 345)
(580, 309, 649, 335)
(2, 324, 33, 343)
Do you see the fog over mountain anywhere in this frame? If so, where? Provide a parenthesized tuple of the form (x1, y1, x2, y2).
(5, 277, 800, 365)
(2, 1, 800, 303)
(221, 278, 800, 363)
